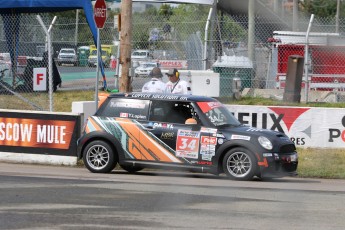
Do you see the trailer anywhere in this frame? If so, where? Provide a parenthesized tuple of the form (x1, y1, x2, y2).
(269, 31, 345, 91)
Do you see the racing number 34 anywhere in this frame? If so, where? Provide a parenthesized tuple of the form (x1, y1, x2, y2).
(176, 130, 200, 159)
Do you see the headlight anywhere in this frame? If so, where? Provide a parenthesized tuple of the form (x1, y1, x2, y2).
(258, 136, 273, 150)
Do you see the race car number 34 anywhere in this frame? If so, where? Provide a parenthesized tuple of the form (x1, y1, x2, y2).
(176, 130, 200, 159)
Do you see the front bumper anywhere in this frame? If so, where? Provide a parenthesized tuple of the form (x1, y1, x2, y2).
(259, 152, 298, 178)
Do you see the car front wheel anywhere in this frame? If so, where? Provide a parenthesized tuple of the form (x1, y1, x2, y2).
(83, 140, 117, 173)
(222, 147, 257, 181)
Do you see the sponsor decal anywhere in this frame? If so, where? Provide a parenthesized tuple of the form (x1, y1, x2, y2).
(0, 118, 75, 149)
(161, 132, 174, 140)
(200, 127, 217, 134)
(216, 133, 225, 138)
(120, 113, 128, 118)
(200, 143, 215, 161)
(176, 130, 200, 159)
(201, 136, 217, 145)
(246, 127, 263, 132)
(128, 114, 146, 120)
(197, 161, 212, 165)
(231, 134, 251, 141)
(131, 93, 188, 101)
(153, 123, 174, 129)
(110, 101, 146, 109)
(218, 138, 224, 144)
(197, 102, 222, 113)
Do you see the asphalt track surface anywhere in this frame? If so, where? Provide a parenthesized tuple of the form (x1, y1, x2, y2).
(0, 162, 345, 230)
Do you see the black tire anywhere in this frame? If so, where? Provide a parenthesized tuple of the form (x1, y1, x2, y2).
(120, 165, 143, 173)
(222, 147, 257, 181)
(82, 140, 117, 173)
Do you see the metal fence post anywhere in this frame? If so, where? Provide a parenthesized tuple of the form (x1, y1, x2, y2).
(37, 15, 57, 112)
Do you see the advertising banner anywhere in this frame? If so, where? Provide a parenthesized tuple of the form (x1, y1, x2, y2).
(0, 110, 81, 164)
(227, 105, 345, 149)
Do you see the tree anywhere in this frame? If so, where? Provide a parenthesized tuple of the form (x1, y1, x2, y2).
(301, 0, 342, 18)
(159, 4, 173, 20)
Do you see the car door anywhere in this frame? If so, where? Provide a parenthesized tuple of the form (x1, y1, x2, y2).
(141, 100, 213, 166)
(99, 98, 150, 161)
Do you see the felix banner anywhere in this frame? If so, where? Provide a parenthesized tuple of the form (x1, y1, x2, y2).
(227, 105, 345, 148)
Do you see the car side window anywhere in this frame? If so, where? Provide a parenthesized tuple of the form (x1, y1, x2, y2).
(97, 98, 150, 120)
(149, 101, 196, 124)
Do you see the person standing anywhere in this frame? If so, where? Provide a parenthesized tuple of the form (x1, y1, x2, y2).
(142, 67, 166, 93)
(165, 68, 191, 94)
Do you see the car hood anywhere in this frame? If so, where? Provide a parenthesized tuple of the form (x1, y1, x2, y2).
(136, 67, 152, 71)
(218, 124, 293, 145)
(59, 53, 75, 56)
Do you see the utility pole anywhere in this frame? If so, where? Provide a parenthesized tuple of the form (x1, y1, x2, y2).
(119, 0, 132, 92)
(336, 0, 340, 33)
(292, 0, 299, 31)
(248, 0, 255, 65)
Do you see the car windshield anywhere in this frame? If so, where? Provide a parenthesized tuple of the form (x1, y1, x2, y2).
(143, 63, 156, 68)
(132, 51, 147, 56)
(196, 101, 241, 127)
(61, 50, 74, 54)
(91, 50, 107, 56)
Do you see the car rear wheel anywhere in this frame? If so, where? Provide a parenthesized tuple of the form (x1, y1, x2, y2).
(222, 147, 257, 181)
(83, 140, 117, 173)
(120, 165, 143, 173)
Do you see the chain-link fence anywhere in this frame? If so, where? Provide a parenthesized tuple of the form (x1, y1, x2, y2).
(2, 2, 345, 111)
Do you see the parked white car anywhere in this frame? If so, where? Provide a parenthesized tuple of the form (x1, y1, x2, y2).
(131, 49, 151, 60)
(134, 62, 158, 78)
(0, 53, 11, 69)
(57, 48, 78, 66)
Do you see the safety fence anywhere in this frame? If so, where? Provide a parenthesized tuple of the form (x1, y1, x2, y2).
(2, 3, 345, 111)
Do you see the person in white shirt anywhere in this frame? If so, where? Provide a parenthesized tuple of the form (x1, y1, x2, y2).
(165, 68, 191, 94)
(141, 67, 166, 93)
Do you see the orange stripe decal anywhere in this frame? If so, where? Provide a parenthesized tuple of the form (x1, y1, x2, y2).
(258, 158, 268, 167)
(117, 118, 155, 160)
(117, 118, 180, 163)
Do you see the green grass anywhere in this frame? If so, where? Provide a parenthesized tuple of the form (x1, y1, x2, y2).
(54, 90, 96, 112)
(297, 148, 345, 179)
(53, 91, 345, 179)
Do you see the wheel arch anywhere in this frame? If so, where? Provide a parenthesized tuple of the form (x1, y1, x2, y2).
(78, 132, 123, 162)
(215, 140, 259, 174)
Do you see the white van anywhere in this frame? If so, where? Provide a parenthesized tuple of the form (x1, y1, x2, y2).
(131, 49, 152, 68)
(131, 49, 151, 60)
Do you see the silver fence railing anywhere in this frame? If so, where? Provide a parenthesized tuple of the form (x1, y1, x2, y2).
(1, 4, 345, 111)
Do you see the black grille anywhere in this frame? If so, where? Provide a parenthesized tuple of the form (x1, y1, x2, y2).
(279, 144, 296, 153)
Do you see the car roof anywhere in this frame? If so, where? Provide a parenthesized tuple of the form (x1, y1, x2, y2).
(107, 93, 218, 102)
